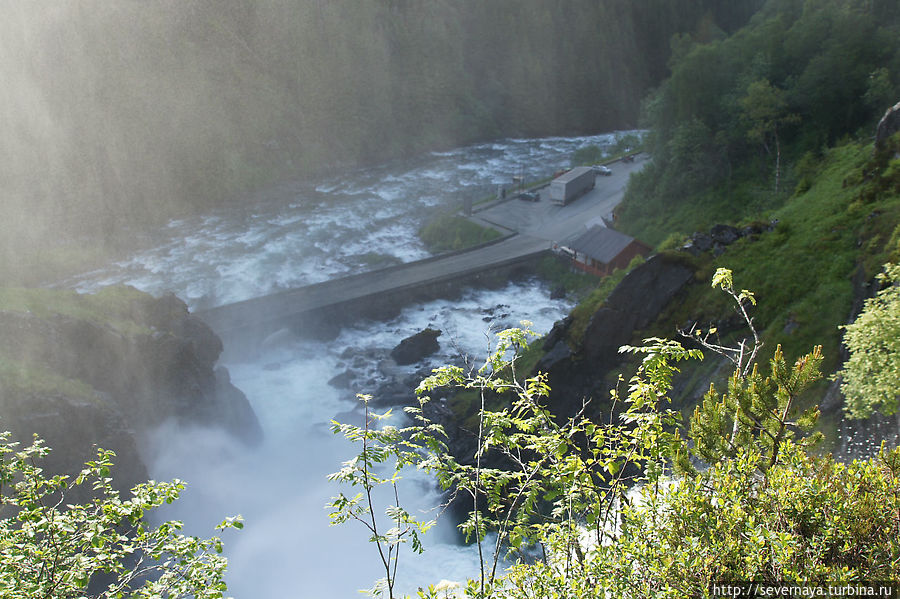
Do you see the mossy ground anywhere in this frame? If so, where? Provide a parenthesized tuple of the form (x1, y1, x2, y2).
(0, 286, 155, 336)
(0, 285, 160, 404)
(418, 213, 504, 252)
(0, 357, 96, 402)
(648, 142, 900, 373)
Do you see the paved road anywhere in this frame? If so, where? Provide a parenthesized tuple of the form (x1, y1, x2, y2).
(469, 155, 646, 243)
(197, 155, 646, 336)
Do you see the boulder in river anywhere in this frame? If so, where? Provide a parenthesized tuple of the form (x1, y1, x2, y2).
(390, 328, 442, 365)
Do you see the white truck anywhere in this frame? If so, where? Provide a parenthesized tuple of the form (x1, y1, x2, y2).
(550, 166, 595, 205)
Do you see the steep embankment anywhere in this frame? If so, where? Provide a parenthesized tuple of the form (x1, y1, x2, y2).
(526, 134, 900, 458)
(0, 286, 261, 490)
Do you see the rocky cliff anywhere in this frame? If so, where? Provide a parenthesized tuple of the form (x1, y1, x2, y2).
(538, 253, 695, 418)
(0, 286, 261, 492)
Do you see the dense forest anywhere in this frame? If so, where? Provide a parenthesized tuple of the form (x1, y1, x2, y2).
(611, 0, 900, 382)
(618, 0, 900, 243)
(1, 0, 763, 281)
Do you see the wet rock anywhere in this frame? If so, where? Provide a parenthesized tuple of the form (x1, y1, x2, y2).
(213, 367, 263, 445)
(689, 232, 713, 253)
(328, 370, 357, 389)
(682, 240, 702, 256)
(582, 308, 639, 367)
(710, 224, 741, 245)
(390, 328, 442, 365)
(604, 254, 695, 329)
(541, 254, 695, 419)
(372, 378, 417, 408)
(550, 285, 567, 300)
(542, 316, 572, 350)
(875, 100, 900, 152)
(0, 287, 264, 493)
(536, 340, 573, 373)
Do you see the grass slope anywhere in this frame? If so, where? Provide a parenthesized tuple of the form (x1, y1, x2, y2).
(638, 140, 900, 403)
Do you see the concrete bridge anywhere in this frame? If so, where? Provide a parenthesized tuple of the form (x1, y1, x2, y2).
(196, 233, 551, 343)
(196, 155, 645, 345)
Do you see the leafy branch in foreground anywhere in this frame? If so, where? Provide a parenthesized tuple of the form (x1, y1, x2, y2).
(682, 266, 762, 378)
(416, 328, 693, 597)
(329, 269, 900, 597)
(327, 394, 443, 599)
(838, 261, 900, 418)
(681, 268, 823, 474)
(0, 432, 241, 599)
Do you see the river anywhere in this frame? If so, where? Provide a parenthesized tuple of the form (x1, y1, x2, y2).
(68, 132, 631, 597)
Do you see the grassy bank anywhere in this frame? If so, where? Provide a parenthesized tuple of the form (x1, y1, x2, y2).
(418, 213, 503, 252)
(648, 142, 899, 374)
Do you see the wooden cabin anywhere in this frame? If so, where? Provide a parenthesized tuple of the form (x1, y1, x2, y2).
(561, 225, 651, 277)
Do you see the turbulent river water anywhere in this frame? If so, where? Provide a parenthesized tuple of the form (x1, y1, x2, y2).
(69, 132, 630, 597)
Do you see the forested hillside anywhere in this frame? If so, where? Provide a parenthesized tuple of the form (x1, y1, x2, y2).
(617, 0, 900, 243)
(610, 0, 900, 417)
(1, 0, 762, 281)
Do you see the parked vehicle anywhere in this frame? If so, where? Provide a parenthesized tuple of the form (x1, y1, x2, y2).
(550, 166, 595, 205)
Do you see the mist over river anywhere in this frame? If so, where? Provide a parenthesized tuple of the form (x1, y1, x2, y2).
(68, 133, 626, 597)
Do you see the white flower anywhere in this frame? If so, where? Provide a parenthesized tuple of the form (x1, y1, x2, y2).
(434, 579, 461, 593)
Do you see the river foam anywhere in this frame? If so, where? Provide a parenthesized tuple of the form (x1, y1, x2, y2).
(65, 132, 637, 596)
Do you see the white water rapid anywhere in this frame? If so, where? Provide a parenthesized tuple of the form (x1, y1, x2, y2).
(68, 133, 630, 597)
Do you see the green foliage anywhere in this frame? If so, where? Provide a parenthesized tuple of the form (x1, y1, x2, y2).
(419, 215, 503, 253)
(328, 395, 445, 599)
(0, 286, 153, 337)
(0, 357, 96, 401)
(656, 232, 689, 252)
(330, 269, 900, 597)
(690, 344, 824, 473)
(0, 432, 240, 599)
(606, 442, 900, 591)
(415, 328, 696, 596)
(838, 262, 900, 418)
(532, 255, 600, 299)
(570, 145, 605, 167)
(617, 0, 900, 242)
(739, 78, 800, 195)
(637, 139, 900, 396)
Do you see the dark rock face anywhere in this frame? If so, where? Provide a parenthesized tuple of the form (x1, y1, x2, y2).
(0, 388, 149, 497)
(542, 254, 695, 418)
(391, 328, 442, 365)
(536, 338, 573, 373)
(875, 100, 900, 151)
(0, 288, 262, 491)
(683, 221, 775, 256)
(327, 370, 356, 389)
(685, 233, 713, 254)
(710, 224, 741, 245)
(603, 254, 695, 329)
(542, 315, 572, 350)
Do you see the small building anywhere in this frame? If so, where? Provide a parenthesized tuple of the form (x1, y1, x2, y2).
(560, 225, 651, 277)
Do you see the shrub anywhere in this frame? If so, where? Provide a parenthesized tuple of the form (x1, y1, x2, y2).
(0, 433, 240, 599)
